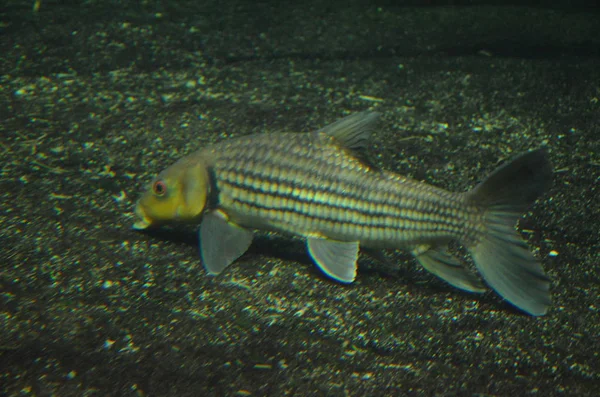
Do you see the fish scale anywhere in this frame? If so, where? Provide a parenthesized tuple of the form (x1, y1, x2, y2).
(209, 131, 473, 246)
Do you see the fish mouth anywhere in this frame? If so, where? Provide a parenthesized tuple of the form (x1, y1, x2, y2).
(132, 204, 152, 230)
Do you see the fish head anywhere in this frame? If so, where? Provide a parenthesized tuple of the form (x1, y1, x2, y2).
(133, 156, 210, 230)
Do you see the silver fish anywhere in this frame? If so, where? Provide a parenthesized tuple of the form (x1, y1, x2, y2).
(133, 112, 552, 315)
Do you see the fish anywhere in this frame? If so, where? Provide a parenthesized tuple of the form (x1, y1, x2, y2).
(133, 112, 553, 316)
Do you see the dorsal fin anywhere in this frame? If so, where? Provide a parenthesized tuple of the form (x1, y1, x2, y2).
(319, 112, 380, 151)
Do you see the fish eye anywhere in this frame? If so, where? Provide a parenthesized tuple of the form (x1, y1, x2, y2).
(152, 180, 167, 196)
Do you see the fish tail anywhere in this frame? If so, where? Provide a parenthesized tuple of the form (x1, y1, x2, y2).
(466, 148, 553, 316)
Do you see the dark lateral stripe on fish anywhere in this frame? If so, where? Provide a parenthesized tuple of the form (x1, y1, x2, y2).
(228, 198, 461, 243)
(216, 163, 468, 221)
(218, 176, 456, 229)
(225, 150, 467, 209)
(216, 171, 452, 224)
(217, 161, 462, 217)
(217, 178, 464, 234)
(226, 193, 455, 240)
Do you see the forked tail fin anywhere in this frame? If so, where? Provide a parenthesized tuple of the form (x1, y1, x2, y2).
(466, 149, 553, 316)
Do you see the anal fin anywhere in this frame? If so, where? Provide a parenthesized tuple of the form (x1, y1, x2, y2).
(413, 245, 486, 293)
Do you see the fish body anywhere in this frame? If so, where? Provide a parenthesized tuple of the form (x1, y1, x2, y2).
(202, 132, 482, 252)
(133, 112, 552, 315)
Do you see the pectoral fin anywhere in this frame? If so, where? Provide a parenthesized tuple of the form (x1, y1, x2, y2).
(307, 238, 359, 283)
(414, 246, 486, 293)
(199, 210, 253, 275)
